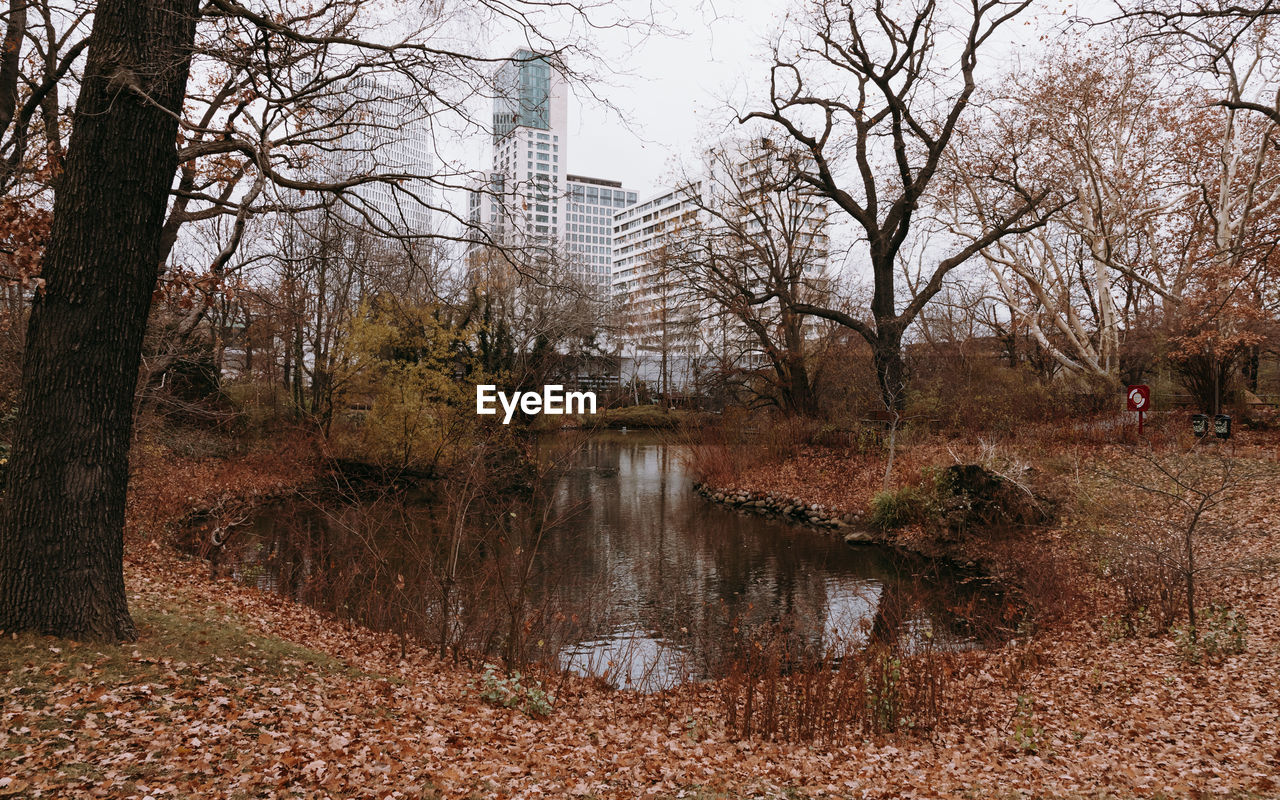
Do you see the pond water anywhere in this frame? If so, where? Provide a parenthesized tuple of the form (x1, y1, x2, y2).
(204, 431, 1007, 690)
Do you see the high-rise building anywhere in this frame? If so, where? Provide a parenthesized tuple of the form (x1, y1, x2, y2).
(611, 140, 832, 393)
(493, 51, 556, 142)
(490, 50, 568, 243)
(309, 75, 434, 237)
(611, 184, 707, 392)
(565, 175, 637, 290)
(468, 51, 636, 290)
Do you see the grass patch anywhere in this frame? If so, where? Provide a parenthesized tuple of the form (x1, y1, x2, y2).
(0, 592, 354, 694)
(527, 404, 712, 430)
(597, 405, 704, 429)
(868, 484, 931, 529)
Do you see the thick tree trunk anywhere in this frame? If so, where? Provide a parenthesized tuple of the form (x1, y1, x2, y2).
(873, 328, 907, 412)
(780, 315, 818, 417)
(0, 0, 199, 640)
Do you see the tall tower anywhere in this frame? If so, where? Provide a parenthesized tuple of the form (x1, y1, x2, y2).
(490, 50, 568, 244)
(468, 50, 637, 294)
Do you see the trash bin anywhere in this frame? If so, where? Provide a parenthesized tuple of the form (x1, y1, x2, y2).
(1214, 414, 1232, 440)
(1191, 414, 1209, 437)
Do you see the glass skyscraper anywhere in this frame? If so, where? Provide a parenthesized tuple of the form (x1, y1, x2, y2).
(493, 50, 553, 142)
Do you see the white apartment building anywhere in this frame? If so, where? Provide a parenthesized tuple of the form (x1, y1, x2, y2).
(611, 140, 832, 395)
(611, 184, 708, 393)
(565, 175, 638, 290)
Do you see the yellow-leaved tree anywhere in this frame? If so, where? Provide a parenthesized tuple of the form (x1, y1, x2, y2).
(335, 294, 496, 474)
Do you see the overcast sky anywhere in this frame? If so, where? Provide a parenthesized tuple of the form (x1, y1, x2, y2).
(465, 0, 1095, 203)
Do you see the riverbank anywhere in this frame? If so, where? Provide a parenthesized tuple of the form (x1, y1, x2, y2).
(529, 404, 714, 431)
(7, 521, 1280, 797)
(126, 426, 326, 542)
(685, 430, 1280, 607)
(5, 429, 1280, 797)
(692, 482, 871, 536)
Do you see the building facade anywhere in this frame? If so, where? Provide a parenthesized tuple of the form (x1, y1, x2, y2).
(565, 174, 637, 289)
(468, 51, 636, 292)
(610, 140, 832, 395)
(470, 50, 569, 248)
(610, 184, 707, 393)
(315, 74, 434, 238)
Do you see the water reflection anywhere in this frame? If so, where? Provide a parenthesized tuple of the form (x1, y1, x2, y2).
(206, 431, 1006, 690)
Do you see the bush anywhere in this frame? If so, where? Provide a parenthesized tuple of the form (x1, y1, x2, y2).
(596, 404, 698, 429)
(1174, 604, 1247, 664)
(905, 361, 1058, 434)
(930, 463, 1051, 534)
(869, 485, 931, 530)
(478, 663, 553, 716)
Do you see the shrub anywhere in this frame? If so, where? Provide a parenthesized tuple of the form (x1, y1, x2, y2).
(1173, 604, 1247, 664)
(904, 361, 1058, 434)
(479, 663, 554, 717)
(930, 463, 1051, 534)
(869, 485, 931, 530)
(713, 617, 952, 743)
(596, 404, 696, 429)
(1010, 694, 1046, 754)
(865, 644, 903, 732)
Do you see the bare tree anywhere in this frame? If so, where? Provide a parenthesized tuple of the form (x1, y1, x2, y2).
(1089, 444, 1272, 635)
(942, 38, 1193, 380)
(466, 243, 614, 396)
(740, 0, 1055, 409)
(673, 137, 835, 416)
(1109, 1, 1280, 409)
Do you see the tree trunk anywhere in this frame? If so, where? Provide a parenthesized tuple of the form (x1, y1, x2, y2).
(873, 328, 907, 412)
(1243, 345, 1260, 393)
(0, 0, 200, 641)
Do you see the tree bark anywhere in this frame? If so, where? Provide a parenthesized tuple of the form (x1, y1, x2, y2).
(873, 327, 907, 412)
(0, 0, 27, 136)
(0, 0, 200, 641)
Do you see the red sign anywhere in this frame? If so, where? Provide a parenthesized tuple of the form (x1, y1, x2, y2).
(1126, 385, 1150, 412)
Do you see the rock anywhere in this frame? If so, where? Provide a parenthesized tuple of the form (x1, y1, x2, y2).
(844, 529, 875, 544)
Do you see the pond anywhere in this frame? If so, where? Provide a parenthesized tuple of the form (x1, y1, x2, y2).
(203, 431, 1008, 691)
